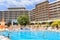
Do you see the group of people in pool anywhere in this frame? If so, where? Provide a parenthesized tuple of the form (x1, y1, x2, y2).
(7, 25, 60, 32)
(0, 24, 60, 32)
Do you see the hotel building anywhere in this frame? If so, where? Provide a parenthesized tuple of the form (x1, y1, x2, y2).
(0, 7, 29, 22)
(49, 1, 60, 20)
(30, 0, 60, 23)
(0, 0, 60, 23)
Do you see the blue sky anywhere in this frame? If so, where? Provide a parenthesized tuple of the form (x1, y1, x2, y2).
(0, 0, 58, 10)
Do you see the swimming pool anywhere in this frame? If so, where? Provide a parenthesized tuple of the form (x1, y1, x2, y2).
(0, 31, 60, 40)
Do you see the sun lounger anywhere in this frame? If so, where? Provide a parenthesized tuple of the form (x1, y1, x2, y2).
(47, 27, 52, 31)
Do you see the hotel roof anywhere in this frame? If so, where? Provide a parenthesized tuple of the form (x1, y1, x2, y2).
(36, 0, 49, 6)
(49, 0, 60, 4)
(8, 7, 25, 9)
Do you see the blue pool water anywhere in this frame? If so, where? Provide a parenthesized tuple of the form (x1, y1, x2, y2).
(0, 31, 60, 40)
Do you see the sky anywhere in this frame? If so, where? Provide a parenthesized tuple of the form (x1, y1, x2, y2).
(0, 0, 58, 11)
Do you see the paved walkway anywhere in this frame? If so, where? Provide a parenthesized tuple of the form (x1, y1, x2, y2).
(0, 35, 10, 40)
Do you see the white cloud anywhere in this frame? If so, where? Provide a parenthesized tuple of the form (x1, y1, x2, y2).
(0, 0, 46, 7)
(0, 0, 5, 2)
(57, 0, 60, 1)
(0, 0, 49, 10)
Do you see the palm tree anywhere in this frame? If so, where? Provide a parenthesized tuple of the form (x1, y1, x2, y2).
(51, 20, 60, 29)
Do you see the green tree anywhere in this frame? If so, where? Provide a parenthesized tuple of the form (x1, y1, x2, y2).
(51, 20, 60, 27)
(17, 15, 29, 26)
(36, 22, 41, 27)
(46, 22, 50, 27)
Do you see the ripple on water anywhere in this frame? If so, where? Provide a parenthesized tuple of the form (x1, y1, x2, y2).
(0, 31, 60, 40)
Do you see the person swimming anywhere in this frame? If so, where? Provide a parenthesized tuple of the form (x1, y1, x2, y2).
(20, 28, 23, 30)
(43, 34, 46, 39)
